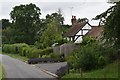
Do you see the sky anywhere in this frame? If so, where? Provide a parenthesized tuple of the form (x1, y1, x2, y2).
(0, 0, 113, 25)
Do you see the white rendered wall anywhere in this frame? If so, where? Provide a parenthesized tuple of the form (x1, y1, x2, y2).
(74, 24, 91, 43)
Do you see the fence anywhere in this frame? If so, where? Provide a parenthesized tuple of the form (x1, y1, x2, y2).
(53, 43, 80, 57)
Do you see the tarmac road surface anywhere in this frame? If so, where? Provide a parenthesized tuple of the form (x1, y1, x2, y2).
(0, 54, 56, 80)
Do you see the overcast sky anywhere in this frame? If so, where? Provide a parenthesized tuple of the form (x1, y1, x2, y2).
(0, 0, 113, 25)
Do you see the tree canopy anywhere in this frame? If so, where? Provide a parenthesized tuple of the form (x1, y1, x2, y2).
(105, 2, 120, 48)
(36, 18, 63, 48)
(2, 3, 67, 48)
(10, 3, 41, 44)
(1, 19, 11, 29)
(45, 10, 64, 25)
(94, 2, 120, 48)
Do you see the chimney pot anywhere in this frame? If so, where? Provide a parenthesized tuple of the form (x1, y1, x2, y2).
(71, 15, 77, 25)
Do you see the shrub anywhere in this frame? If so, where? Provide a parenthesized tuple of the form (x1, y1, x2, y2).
(80, 36, 96, 46)
(56, 38, 68, 46)
(67, 41, 109, 71)
(39, 47, 53, 56)
(42, 55, 51, 58)
(77, 45, 98, 71)
(25, 48, 36, 58)
(2, 43, 54, 59)
(31, 48, 40, 58)
(2, 44, 17, 54)
(106, 47, 118, 62)
(98, 56, 106, 68)
(21, 46, 30, 57)
(50, 53, 65, 62)
(66, 54, 79, 70)
(13, 43, 29, 55)
(2, 43, 40, 58)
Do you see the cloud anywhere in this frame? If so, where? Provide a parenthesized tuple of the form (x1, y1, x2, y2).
(0, 0, 108, 2)
(0, 1, 112, 25)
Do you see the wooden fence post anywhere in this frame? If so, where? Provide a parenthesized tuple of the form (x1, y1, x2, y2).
(80, 68, 83, 78)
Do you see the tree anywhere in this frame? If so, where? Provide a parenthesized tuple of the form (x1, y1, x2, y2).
(77, 18, 89, 23)
(35, 11, 65, 48)
(45, 11, 64, 25)
(94, 2, 120, 48)
(1, 19, 14, 44)
(2, 27, 15, 44)
(36, 19, 62, 48)
(2, 19, 11, 29)
(104, 2, 120, 48)
(10, 3, 41, 44)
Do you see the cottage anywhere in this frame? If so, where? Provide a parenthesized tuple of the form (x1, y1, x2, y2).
(64, 16, 103, 43)
(64, 16, 92, 43)
(85, 26, 103, 40)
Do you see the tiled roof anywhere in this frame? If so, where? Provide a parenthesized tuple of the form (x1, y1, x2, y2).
(86, 26, 103, 38)
(64, 21, 87, 37)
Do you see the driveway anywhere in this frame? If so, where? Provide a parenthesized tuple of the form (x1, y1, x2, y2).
(0, 54, 56, 79)
(35, 62, 68, 74)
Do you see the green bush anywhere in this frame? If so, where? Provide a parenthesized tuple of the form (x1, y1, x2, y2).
(2, 44, 17, 54)
(2, 43, 54, 59)
(2, 43, 41, 58)
(98, 56, 106, 68)
(30, 48, 40, 58)
(80, 36, 96, 46)
(2, 44, 9, 53)
(56, 38, 68, 46)
(106, 47, 118, 62)
(39, 47, 53, 56)
(67, 39, 109, 71)
(21, 46, 30, 57)
(67, 55, 79, 70)
(42, 55, 51, 58)
(13, 43, 29, 55)
(50, 53, 65, 62)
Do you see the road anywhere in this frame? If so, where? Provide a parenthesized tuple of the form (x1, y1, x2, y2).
(35, 62, 67, 74)
(0, 54, 56, 79)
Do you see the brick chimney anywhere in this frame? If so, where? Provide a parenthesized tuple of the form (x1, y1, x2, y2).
(71, 16, 77, 25)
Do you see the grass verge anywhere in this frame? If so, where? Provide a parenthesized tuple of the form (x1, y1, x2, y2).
(0, 64, 4, 80)
(62, 61, 119, 79)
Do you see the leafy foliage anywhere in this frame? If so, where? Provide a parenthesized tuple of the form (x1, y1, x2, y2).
(1, 19, 11, 29)
(94, 2, 120, 48)
(77, 18, 89, 23)
(67, 37, 108, 71)
(36, 19, 63, 48)
(2, 27, 15, 44)
(50, 53, 65, 62)
(98, 56, 107, 68)
(10, 3, 41, 44)
(104, 2, 120, 48)
(45, 10, 64, 25)
(2, 43, 54, 59)
(2, 4, 66, 48)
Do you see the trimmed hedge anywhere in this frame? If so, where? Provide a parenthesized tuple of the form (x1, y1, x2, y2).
(2, 43, 53, 59)
(2, 44, 18, 54)
(39, 47, 53, 56)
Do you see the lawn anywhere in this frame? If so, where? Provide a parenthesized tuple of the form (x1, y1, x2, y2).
(2, 53, 29, 62)
(62, 61, 119, 79)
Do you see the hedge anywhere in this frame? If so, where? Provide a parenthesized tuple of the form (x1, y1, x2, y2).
(39, 47, 53, 56)
(2, 43, 53, 59)
(2, 44, 17, 54)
